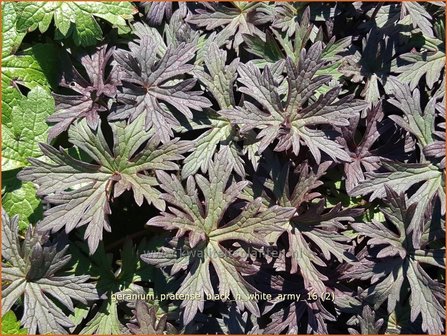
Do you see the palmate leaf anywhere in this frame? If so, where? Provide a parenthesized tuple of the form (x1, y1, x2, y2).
(182, 43, 238, 177)
(220, 42, 367, 163)
(347, 187, 445, 335)
(187, 2, 273, 52)
(48, 45, 120, 140)
(164, 6, 204, 50)
(142, 152, 295, 324)
(1, 209, 98, 334)
(244, 6, 351, 79)
(352, 80, 445, 240)
(80, 300, 124, 334)
(396, 49, 445, 91)
(183, 42, 257, 178)
(1, 3, 58, 122)
(271, 2, 308, 37)
(14, 2, 137, 46)
(130, 8, 207, 77)
(181, 117, 246, 178)
(394, 9, 445, 90)
(131, 7, 202, 57)
(1, 85, 54, 231)
(248, 157, 362, 293)
(401, 2, 435, 38)
(18, 115, 190, 253)
(286, 202, 361, 293)
(110, 35, 212, 143)
(338, 105, 382, 193)
(390, 77, 446, 165)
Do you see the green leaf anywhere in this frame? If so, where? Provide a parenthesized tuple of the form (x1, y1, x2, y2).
(68, 306, 90, 333)
(2, 170, 42, 231)
(1, 311, 27, 335)
(182, 119, 233, 178)
(2, 86, 54, 171)
(272, 2, 307, 36)
(350, 162, 444, 202)
(15, 2, 137, 46)
(194, 42, 239, 110)
(2, 3, 26, 58)
(2, 43, 64, 124)
(242, 32, 284, 64)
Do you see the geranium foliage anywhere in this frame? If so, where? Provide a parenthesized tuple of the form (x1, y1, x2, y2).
(1, 1, 445, 335)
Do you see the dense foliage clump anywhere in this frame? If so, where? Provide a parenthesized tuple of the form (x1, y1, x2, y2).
(1, 1, 445, 334)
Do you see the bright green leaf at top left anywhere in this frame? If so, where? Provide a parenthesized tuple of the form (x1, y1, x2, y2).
(15, 2, 137, 46)
(2, 43, 65, 125)
(2, 2, 26, 58)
